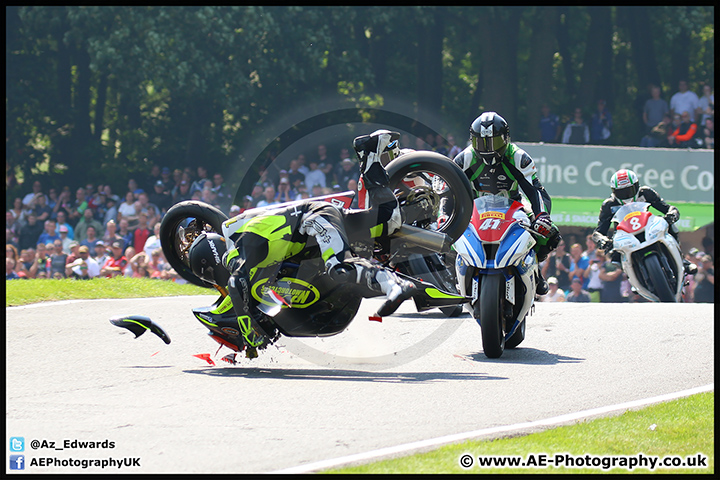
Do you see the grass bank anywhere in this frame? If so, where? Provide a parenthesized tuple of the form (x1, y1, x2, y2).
(5, 277, 211, 307)
(327, 391, 714, 474)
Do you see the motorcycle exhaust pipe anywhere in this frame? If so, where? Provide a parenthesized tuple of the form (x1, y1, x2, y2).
(392, 224, 454, 253)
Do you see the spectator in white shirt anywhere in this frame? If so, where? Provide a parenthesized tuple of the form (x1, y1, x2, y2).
(670, 79, 699, 119)
(541, 276, 566, 302)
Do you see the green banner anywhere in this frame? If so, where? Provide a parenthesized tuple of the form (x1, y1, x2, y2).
(549, 197, 713, 231)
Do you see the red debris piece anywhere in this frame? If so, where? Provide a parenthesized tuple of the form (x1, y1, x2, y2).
(221, 353, 237, 365)
(369, 315, 382, 322)
(193, 353, 216, 366)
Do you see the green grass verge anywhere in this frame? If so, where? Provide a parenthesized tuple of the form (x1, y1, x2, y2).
(7, 279, 713, 474)
(327, 392, 714, 474)
(5, 277, 212, 307)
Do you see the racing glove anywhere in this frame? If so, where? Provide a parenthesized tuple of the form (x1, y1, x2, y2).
(532, 212, 557, 238)
(664, 210, 679, 225)
(222, 248, 241, 273)
(594, 234, 614, 253)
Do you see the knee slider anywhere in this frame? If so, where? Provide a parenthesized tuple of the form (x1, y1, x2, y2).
(328, 263, 357, 284)
(329, 258, 378, 286)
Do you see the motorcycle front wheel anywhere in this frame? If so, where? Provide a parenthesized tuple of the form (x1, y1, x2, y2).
(643, 253, 677, 302)
(475, 274, 506, 358)
(505, 318, 526, 349)
(159, 200, 229, 288)
(386, 151, 474, 244)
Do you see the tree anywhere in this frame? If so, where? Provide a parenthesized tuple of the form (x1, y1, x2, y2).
(478, 8, 522, 131)
(524, 6, 559, 141)
(416, 8, 445, 115)
(5, 6, 714, 201)
(620, 6, 662, 93)
(576, 6, 613, 107)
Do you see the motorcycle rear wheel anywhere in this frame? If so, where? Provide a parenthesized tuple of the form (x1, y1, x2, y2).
(644, 253, 677, 302)
(386, 151, 474, 244)
(159, 200, 229, 288)
(476, 274, 506, 358)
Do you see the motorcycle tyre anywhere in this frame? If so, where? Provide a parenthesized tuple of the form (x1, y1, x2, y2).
(386, 151, 474, 244)
(476, 274, 505, 358)
(505, 318, 526, 349)
(440, 304, 464, 317)
(643, 253, 677, 303)
(160, 200, 229, 288)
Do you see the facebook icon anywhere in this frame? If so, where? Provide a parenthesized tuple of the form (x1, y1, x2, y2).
(10, 454, 25, 470)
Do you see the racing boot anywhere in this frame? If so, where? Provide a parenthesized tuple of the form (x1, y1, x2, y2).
(330, 258, 417, 317)
(375, 270, 417, 317)
(535, 270, 549, 296)
(353, 130, 400, 188)
(683, 259, 698, 276)
(352, 129, 404, 235)
(226, 274, 271, 351)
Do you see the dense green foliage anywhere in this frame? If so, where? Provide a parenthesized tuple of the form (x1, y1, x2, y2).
(6, 6, 714, 200)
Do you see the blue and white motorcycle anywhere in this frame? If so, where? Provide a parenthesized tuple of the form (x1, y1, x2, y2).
(453, 193, 541, 358)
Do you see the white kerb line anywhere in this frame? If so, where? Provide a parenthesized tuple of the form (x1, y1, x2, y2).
(271, 383, 714, 474)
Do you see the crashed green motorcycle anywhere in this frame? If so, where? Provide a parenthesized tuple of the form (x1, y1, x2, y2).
(113, 152, 473, 360)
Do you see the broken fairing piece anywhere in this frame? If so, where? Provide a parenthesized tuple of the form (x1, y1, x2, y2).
(221, 353, 237, 365)
(193, 353, 215, 365)
(109, 315, 171, 344)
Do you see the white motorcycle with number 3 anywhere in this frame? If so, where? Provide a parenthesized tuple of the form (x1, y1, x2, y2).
(610, 201, 685, 303)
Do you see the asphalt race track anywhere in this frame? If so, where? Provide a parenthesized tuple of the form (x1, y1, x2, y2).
(6, 295, 714, 473)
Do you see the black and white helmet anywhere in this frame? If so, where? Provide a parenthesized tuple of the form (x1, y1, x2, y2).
(188, 232, 229, 286)
(470, 112, 510, 165)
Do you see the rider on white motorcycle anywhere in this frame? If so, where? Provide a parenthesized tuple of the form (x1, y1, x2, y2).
(452, 111, 561, 295)
(187, 130, 417, 350)
(591, 168, 698, 275)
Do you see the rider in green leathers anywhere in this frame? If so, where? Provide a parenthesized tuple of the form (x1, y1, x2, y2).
(187, 130, 416, 353)
(452, 111, 561, 295)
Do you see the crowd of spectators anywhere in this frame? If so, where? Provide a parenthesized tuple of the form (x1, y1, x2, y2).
(6, 134, 465, 282)
(238, 133, 462, 214)
(537, 233, 714, 303)
(539, 80, 713, 150)
(540, 101, 611, 145)
(638, 80, 713, 149)
(6, 127, 714, 304)
(5, 164, 235, 282)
